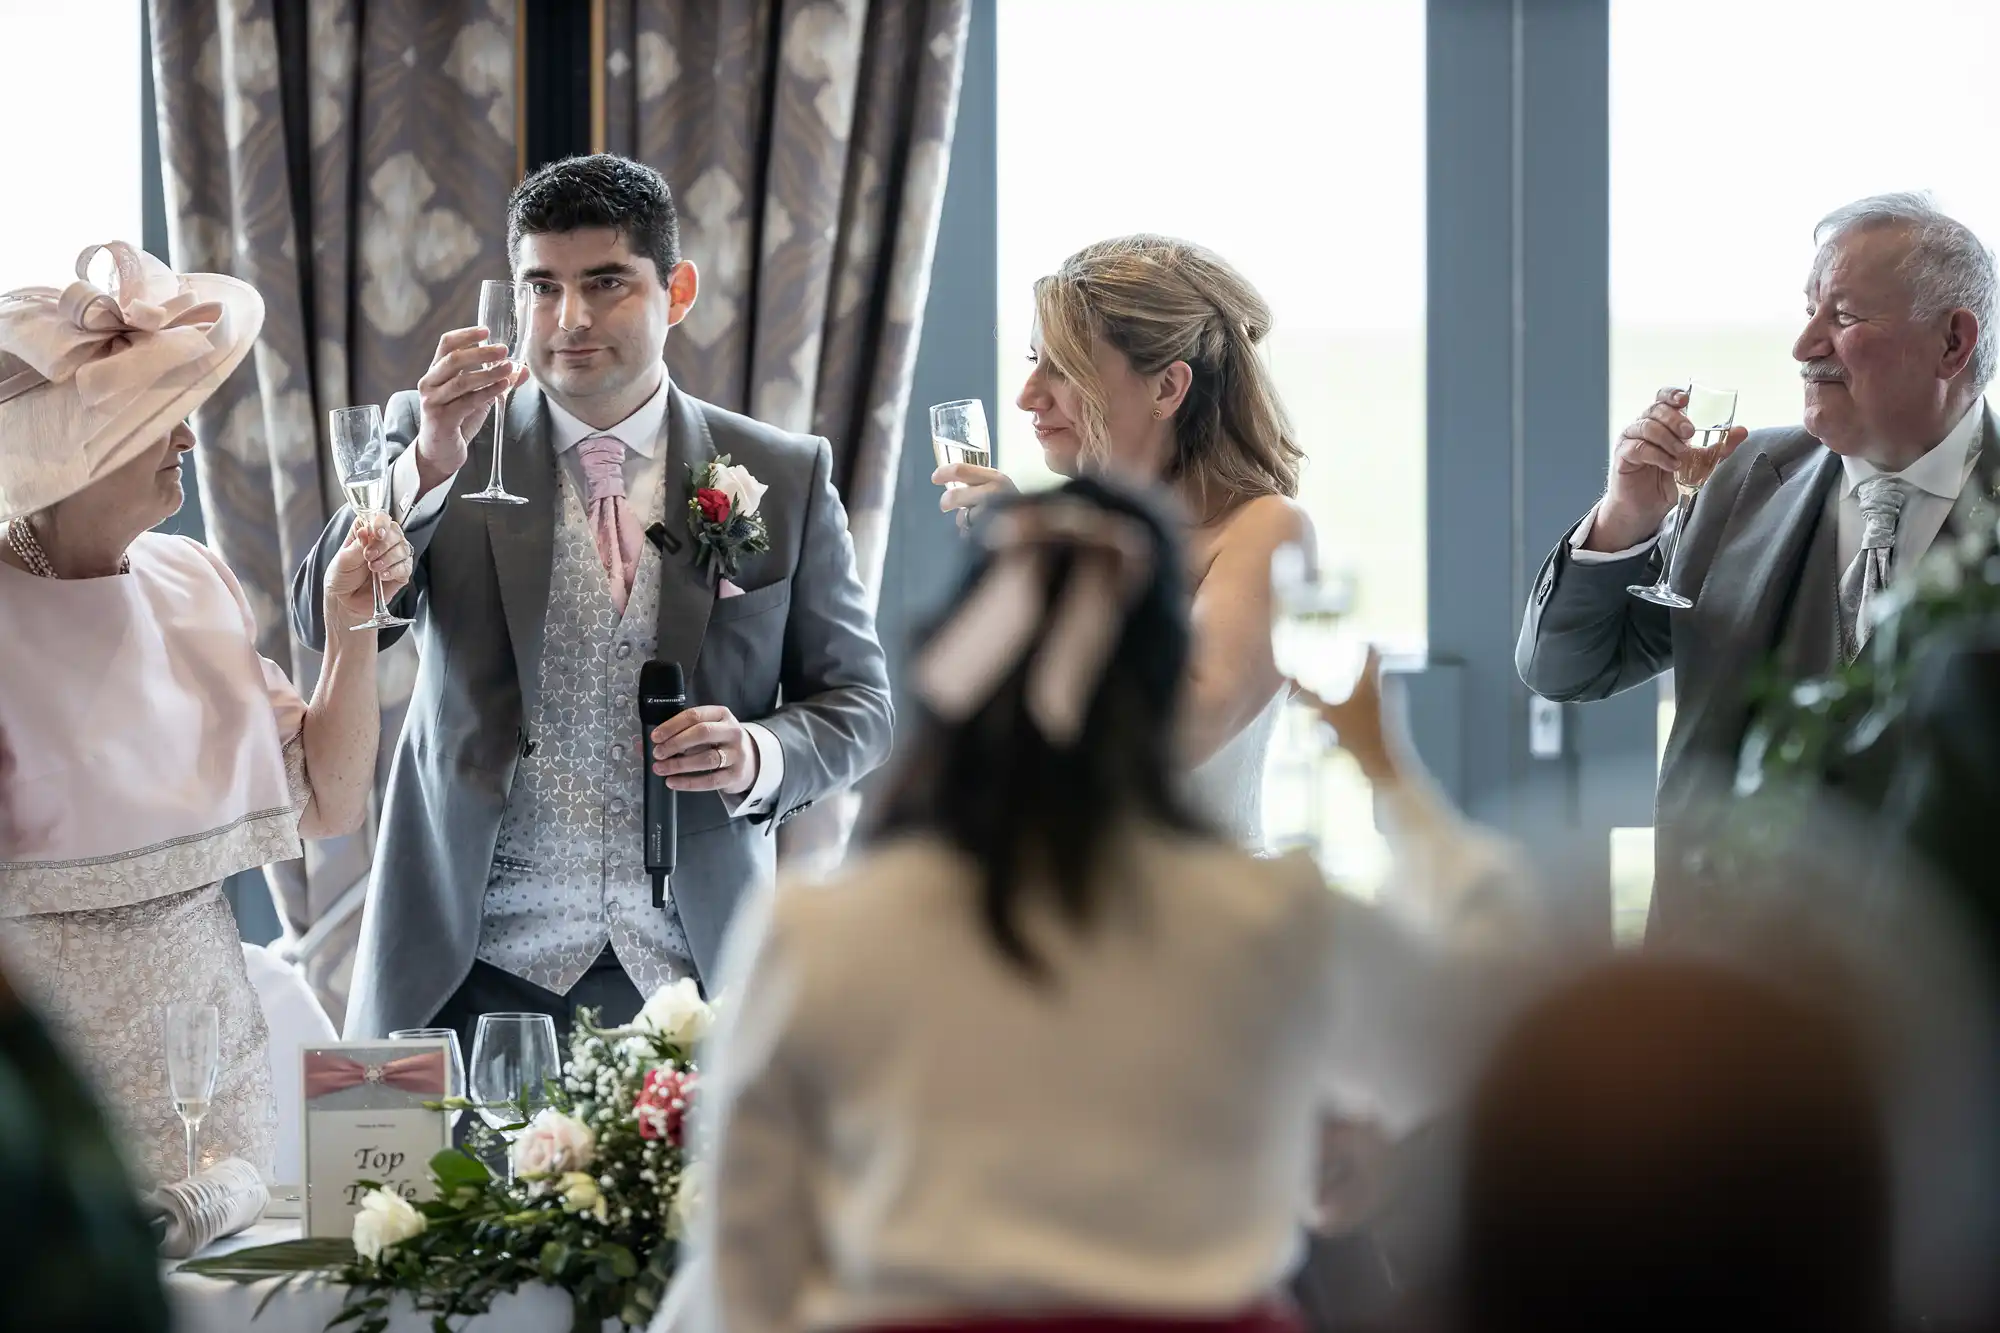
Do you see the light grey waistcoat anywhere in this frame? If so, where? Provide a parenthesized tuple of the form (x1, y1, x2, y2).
(475, 459, 693, 997)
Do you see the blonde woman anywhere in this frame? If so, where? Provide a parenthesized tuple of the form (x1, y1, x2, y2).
(937, 235, 1311, 845)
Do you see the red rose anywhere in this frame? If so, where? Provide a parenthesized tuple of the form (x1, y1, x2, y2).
(695, 487, 731, 525)
(635, 1067, 698, 1145)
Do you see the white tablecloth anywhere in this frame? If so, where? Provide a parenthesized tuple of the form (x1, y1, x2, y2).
(166, 1221, 620, 1332)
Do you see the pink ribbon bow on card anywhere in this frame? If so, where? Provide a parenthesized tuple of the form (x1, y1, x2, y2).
(0, 242, 224, 407)
(303, 1051, 448, 1099)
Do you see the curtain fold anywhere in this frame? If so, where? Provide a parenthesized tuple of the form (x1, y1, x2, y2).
(603, 0, 970, 868)
(150, 0, 518, 1024)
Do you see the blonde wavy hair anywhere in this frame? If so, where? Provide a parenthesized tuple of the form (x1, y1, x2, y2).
(1032, 234, 1304, 504)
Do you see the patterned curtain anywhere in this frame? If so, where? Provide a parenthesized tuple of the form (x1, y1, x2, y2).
(602, 0, 970, 868)
(150, 0, 517, 1025)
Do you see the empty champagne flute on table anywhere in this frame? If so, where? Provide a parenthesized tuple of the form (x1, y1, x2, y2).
(165, 1002, 220, 1182)
(1628, 382, 1739, 610)
(468, 1013, 559, 1182)
(328, 404, 413, 630)
(389, 1027, 467, 1132)
(462, 279, 533, 505)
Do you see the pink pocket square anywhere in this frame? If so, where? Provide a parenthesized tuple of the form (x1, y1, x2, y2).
(718, 578, 746, 599)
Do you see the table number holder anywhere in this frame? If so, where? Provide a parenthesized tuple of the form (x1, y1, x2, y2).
(301, 1039, 452, 1239)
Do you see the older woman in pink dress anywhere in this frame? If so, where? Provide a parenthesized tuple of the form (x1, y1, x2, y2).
(0, 243, 409, 1186)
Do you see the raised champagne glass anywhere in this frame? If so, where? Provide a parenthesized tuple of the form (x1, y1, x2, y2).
(327, 404, 413, 630)
(1628, 382, 1739, 609)
(930, 399, 992, 477)
(461, 279, 533, 505)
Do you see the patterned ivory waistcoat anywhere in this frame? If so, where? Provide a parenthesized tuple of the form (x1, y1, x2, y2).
(475, 462, 693, 997)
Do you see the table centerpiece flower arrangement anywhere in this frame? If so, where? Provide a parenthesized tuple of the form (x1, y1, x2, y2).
(181, 980, 712, 1333)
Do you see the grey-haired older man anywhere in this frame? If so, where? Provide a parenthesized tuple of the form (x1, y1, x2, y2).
(1518, 192, 1999, 936)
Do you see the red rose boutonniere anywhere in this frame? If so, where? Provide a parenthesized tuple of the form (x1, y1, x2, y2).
(686, 455, 771, 581)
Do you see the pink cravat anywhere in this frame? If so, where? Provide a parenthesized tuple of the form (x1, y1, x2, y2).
(575, 434, 643, 614)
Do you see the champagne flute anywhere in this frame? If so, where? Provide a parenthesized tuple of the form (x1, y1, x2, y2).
(468, 1013, 559, 1183)
(930, 399, 993, 482)
(1628, 382, 1739, 609)
(388, 1028, 467, 1132)
(461, 279, 533, 505)
(165, 1002, 220, 1182)
(1271, 542, 1362, 703)
(328, 404, 413, 630)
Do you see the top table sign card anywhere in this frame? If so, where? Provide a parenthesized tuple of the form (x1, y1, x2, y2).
(301, 1040, 452, 1238)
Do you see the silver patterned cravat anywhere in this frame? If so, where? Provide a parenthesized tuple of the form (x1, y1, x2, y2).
(1837, 475, 1910, 661)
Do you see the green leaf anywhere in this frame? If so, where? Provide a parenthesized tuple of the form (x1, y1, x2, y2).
(432, 1148, 491, 1189)
(177, 1237, 356, 1280)
(599, 1241, 639, 1279)
(541, 1240, 571, 1278)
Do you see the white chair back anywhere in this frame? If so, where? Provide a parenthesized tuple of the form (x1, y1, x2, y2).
(239, 942, 336, 1185)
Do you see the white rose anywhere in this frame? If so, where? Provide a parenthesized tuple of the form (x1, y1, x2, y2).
(351, 1187, 426, 1261)
(710, 463, 768, 519)
(635, 977, 714, 1046)
(510, 1108, 597, 1178)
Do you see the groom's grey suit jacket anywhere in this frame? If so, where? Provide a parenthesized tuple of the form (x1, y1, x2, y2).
(293, 381, 894, 1036)
(1516, 413, 1999, 936)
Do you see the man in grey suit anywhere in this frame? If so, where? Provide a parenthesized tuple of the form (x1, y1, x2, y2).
(1518, 192, 1996, 935)
(294, 155, 893, 1040)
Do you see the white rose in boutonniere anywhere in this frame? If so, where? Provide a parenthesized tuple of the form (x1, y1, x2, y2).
(351, 1187, 426, 1261)
(510, 1108, 597, 1178)
(635, 976, 714, 1046)
(711, 462, 768, 519)
(688, 455, 773, 582)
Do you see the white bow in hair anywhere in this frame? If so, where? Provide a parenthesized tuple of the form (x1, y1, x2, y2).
(912, 499, 1155, 746)
(0, 242, 224, 408)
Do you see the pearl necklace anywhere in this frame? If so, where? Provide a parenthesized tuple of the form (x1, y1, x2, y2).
(4, 521, 129, 578)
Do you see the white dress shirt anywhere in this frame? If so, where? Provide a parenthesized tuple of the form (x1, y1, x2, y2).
(1568, 399, 1986, 574)
(390, 372, 784, 817)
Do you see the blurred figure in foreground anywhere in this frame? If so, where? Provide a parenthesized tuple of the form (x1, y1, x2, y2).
(0, 963, 168, 1332)
(1445, 955, 1894, 1333)
(670, 478, 1540, 1333)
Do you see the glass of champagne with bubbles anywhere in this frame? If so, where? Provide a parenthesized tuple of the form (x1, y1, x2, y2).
(328, 404, 413, 630)
(1628, 382, 1739, 609)
(930, 399, 992, 478)
(462, 279, 533, 505)
(165, 1002, 220, 1181)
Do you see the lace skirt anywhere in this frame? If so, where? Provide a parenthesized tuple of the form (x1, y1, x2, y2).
(0, 882, 275, 1188)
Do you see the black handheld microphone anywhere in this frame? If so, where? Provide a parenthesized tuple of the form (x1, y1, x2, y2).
(639, 660, 686, 908)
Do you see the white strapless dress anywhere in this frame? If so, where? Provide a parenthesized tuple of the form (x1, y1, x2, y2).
(1185, 690, 1286, 851)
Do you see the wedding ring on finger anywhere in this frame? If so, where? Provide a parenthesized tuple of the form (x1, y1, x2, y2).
(712, 745, 725, 772)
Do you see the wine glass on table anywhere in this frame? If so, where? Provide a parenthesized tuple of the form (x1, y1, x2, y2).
(1628, 382, 1739, 609)
(461, 279, 534, 505)
(468, 1013, 559, 1183)
(164, 1002, 220, 1182)
(389, 1027, 467, 1132)
(327, 404, 414, 630)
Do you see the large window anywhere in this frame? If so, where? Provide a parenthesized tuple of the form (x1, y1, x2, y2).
(0, 1, 145, 292)
(1608, 0, 2000, 930)
(995, 0, 1425, 877)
